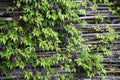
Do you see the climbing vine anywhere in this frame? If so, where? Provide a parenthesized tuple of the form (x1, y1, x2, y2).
(0, 0, 119, 80)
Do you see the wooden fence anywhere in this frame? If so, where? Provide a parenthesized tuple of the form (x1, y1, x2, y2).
(0, 0, 120, 80)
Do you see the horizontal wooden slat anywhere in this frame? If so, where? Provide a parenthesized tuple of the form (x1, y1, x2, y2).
(79, 15, 119, 19)
(76, 24, 120, 29)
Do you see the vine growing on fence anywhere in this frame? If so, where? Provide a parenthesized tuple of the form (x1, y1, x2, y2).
(0, 0, 119, 80)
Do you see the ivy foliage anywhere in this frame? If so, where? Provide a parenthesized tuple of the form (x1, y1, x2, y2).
(0, 0, 119, 80)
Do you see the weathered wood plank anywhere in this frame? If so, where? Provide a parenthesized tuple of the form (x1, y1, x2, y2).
(79, 15, 119, 19)
(76, 24, 120, 30)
